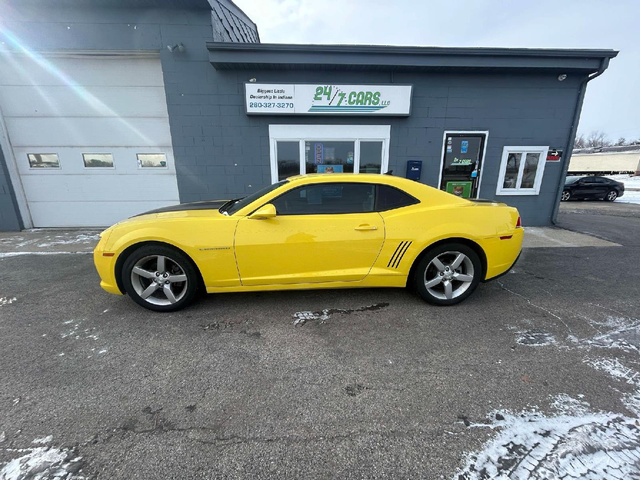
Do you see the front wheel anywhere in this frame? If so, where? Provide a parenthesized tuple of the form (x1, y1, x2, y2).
(121, 245, 200, 312)
(561, 190, 571, 201)
(414, 243, 482, 306)
(605, 190, 618, 202)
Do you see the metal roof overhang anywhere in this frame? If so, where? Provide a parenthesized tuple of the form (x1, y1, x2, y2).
(207, 42, 618, 73)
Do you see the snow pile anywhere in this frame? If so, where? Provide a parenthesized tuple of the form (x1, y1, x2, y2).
(0, 446, 84, 480)
(457, 403, 640, 479)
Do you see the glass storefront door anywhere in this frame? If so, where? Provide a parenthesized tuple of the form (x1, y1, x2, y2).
(439, 132, 487, 199)
(269, 125, 390, 183)
(305, 141, 355, 174)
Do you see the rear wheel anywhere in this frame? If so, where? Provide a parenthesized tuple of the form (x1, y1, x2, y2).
(561, 190, 571, 201)
(121, 245, 199, 312)
(605, 190, 618, 202)
(414, 243, 482, 306)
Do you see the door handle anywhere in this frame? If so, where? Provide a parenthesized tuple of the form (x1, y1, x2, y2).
(355, 224, 377, 231)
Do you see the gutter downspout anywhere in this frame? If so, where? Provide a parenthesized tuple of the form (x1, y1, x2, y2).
(551, 57, 611, 224)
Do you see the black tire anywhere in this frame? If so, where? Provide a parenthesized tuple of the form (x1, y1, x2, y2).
(605, 190, 618, 202)
(414, 243, 482, 306)
(561, 190, 571, 202)
(121, 244, 200, 312)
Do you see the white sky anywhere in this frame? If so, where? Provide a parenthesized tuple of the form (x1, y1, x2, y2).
(234, 0, 640, 143)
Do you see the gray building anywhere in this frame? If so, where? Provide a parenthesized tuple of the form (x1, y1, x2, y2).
(0, 0, 616, 230)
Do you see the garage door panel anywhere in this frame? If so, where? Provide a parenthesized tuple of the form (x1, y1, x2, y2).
(20, 174, 180, 202)
(13, 146, 175, 175)
(7, 117, 172, 147)
(0, 56, 165, 87)
(0, 86, 169, 118)
(1, 53, 180, 227)
(28, 201, 179, 228)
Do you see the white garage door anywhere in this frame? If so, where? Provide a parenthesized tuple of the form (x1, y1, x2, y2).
(0, 53, 179, 227)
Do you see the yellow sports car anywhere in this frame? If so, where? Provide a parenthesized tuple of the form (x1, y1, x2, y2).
(94, 174, 523, 312)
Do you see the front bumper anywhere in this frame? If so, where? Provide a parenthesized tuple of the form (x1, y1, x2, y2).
(93, 231, 123, 295)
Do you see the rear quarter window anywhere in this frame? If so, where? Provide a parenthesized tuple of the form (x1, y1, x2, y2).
(375, 185, 419, 211)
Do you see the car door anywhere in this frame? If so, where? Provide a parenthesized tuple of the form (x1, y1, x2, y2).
(234, 182, 384, 286)
(574, 177, 597, 198)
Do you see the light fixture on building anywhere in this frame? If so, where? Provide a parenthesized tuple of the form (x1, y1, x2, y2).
(167, 43, 185, 53)
(249, 78, 257, 83)
(558, 74, 567, 81)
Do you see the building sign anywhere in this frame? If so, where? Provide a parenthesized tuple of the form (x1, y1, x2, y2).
(245, 83, 412, 115)
(546, 149, 563, 162)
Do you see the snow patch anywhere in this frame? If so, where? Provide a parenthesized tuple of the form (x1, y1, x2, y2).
(457, 408, 640, 480)
(0, 252, 92, 258)
(37, 233, 99, 248)
(292, 303, 389, 326)
(550, 393, 591, 416)
(0, 297, 16, 307)
(585, 357, 640, 386)
(0, 446, 84, 480)
(292, 310, 331, 326)
(516, 329, 555, 347)
(569, 315, 640, 353)
(32, 435, 52, 445)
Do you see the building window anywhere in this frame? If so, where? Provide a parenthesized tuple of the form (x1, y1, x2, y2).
(28, 153, 59, 169)
(83, 153, 114, 168)
(137, 153, 167, 168)
(496, 146, 549, 195)
(269, 125, 390, 183)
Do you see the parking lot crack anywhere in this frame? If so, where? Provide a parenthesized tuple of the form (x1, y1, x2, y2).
(496, 280, 573, 334)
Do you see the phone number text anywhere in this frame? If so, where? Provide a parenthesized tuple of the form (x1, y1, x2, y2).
(249, 102, 294, 109)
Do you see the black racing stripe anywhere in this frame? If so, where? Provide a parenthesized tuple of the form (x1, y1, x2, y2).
(393, 241, 412, 269)
(387, 241, 406, 268)
(132, 200, 228, 217)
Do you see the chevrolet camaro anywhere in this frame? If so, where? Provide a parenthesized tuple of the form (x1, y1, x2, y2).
(94, 174, 523, 312)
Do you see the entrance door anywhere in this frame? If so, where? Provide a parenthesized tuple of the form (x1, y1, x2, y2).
(234, 182, 384, 286)
(439, 132, 487, 199)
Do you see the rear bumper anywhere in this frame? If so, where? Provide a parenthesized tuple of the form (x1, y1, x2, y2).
(483, 250, 521, 282)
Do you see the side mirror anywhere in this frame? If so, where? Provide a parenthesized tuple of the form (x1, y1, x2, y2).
(248, 203, 276, 220)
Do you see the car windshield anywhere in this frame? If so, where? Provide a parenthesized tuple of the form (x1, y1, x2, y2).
(221, 180, 288, 216)
(565, 176, 582, 185)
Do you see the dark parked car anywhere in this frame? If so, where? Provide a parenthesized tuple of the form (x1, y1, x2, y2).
(562, 176, 625, 202)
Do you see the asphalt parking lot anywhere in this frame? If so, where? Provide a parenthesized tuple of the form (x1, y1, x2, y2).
(1, 203, 640, 479)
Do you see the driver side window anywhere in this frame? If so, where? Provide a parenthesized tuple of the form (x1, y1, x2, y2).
(272, 183, 375, 215)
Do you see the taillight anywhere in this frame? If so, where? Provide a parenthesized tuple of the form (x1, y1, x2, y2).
(516, 216, 522, 228)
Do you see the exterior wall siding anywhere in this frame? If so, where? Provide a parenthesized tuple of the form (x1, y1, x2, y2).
(169, 68, 583, 225)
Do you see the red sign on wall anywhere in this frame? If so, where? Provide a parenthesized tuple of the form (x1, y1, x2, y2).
(546, 149, 563, 162)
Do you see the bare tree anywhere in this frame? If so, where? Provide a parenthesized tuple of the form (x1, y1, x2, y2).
(586, 130, 611, 148)
(574, 133, 586, 149)
(615, 137, 628, 146)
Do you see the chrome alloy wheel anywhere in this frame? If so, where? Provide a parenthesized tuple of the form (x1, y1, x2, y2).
(561, 191, 571, 201)
(606, 190, 618, 201)
(130, 255, 188, 306)
(423, 251, 475, 300)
